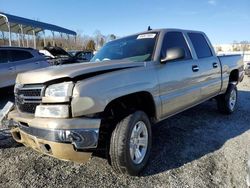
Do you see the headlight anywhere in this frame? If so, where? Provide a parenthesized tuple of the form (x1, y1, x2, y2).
(45, 82, 74, 97)
(35, 105, 69, 118)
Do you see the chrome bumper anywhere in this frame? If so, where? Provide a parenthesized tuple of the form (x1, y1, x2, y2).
(8, 110, 101, 150)
(15, 122, 99, 149)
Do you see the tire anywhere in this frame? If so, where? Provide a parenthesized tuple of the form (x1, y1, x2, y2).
(217, 84, 238, 114)
(109, 111, 152, 176)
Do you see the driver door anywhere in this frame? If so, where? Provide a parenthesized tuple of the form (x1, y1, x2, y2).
(157, 31, 202, 119)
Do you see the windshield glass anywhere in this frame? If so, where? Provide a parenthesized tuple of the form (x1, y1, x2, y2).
(91, 33, 158, 62)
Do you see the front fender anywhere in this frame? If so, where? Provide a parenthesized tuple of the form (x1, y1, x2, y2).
(71, 66, 159, 117)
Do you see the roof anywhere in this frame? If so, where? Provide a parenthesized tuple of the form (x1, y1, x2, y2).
(0, 12, 76, 35)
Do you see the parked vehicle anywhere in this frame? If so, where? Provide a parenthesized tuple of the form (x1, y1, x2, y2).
(67, 50, 94, 62)
(245, 62, 250, 76)
(74, 51, 94, 62)
(43, 46, 79, 65)
(3, 29, 244, 176)
(67, 50, 77, 56)
(0, 47, 49, 88)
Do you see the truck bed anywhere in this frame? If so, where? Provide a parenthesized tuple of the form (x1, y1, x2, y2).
(218, 54, 244, 93)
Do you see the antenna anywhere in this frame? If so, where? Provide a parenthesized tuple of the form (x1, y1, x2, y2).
(147, 26, 152, 31)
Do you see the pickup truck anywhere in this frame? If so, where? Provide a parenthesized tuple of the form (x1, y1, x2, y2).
(3, 29, 244, 176)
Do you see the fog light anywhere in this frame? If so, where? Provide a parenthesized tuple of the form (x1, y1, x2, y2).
(58, 129, 99, 149)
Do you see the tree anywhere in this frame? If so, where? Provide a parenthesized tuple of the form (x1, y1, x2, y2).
(99, 37, 105, 47)
(94, 30, 101, 47)
(0, 32, 6, 45)
(47, 41, 52, 47)
(232, 40, 239, 51)
(239, 41, 249, 52)
(110, 34, 116, 40)
(86, 40, 96, 51)
(106, 34, 117, 42)
(216, 46, 222, 52)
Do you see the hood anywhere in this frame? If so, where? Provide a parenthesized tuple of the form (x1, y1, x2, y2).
(16, 60, 145, 84)
(44, 46, 71, 57)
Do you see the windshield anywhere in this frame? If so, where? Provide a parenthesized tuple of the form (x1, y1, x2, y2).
(91, 33, 158, 62)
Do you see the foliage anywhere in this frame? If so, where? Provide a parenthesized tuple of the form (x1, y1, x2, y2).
(86, 39, 96, 51)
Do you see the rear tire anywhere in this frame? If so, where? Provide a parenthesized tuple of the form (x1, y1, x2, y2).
(109, 111, 152, 176)
(217, 84, 238, 114)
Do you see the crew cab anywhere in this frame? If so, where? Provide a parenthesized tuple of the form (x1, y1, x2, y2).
(2, 29, 244, 176)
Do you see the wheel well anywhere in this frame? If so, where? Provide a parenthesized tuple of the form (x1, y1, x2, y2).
(97, 92, 156, 151)
(229, 69, 239, 83)
(103, 91, 156, 122)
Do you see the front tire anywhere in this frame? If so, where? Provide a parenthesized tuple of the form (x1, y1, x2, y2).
(217, 84, 238, 114)
(109, 111, 152, 176)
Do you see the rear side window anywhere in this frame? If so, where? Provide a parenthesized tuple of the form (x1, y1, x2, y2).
(188, 33, 212, 58)
(0, 50, 9, 63)
(9, 50, 34, 62)
(162, 32, 192, 60)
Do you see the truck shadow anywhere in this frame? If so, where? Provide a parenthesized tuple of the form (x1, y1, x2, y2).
(142, 90, 250, 176)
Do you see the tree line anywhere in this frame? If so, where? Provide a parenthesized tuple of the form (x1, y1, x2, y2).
(0, 30, 117, 51)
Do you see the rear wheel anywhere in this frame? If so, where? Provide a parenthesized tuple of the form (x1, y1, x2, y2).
(217, 84, 238, 114)
(109, 111, 152, 176)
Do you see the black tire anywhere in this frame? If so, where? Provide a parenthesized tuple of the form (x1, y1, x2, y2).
(217, 84, 238, 114)
(109, 111, 152, 176)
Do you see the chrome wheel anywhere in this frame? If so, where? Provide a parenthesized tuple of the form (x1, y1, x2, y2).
(129, 121, 148, 164)
(229, 89, 237, 110)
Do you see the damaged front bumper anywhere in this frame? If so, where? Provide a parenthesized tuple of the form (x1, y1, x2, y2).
(5, 109, 101, 163)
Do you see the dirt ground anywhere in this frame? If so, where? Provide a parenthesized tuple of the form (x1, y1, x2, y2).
(0, 78, 249, 188)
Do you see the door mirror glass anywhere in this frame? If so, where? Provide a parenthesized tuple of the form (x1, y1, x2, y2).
(161, 47, 185, 63)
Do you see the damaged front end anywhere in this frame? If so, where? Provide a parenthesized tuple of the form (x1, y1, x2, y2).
(0, 81, 101, 163)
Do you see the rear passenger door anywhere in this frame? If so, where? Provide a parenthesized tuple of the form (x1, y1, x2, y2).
(9, 50, 40, 76)
(0, 50, 16, 88)
(187, 33, 221, 99)
(157, 32, 201, 119)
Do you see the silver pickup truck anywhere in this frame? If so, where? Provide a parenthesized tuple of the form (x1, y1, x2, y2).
(3, 29, 244, 176)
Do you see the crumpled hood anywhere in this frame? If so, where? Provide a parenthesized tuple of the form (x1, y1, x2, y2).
(16, 60, 145, 84)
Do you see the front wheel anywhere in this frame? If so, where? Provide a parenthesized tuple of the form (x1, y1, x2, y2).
(109, 111, 152, 176)
(217, 84, 238, 114)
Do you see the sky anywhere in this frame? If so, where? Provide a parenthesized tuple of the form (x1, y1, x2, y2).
(0, 0, 250, 44)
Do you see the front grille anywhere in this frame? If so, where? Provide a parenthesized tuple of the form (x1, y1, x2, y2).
(15, 84, 44, 114)
(18, 89, 42, 97)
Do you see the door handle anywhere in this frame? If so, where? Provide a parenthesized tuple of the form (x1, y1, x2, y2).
(192, 65, 199, 72)
(213, 62, 218, 68)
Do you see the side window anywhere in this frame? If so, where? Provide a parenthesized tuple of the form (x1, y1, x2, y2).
(188, 33, 212, 58)
(0, 50, 9, 64)
(9, 50, 34, 62)
(162, 32, 191, 60)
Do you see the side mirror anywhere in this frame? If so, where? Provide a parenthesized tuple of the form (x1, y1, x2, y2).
(161, 47, 185, 63)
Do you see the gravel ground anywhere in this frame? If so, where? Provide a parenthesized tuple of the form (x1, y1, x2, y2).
(0, 78, 249, 188)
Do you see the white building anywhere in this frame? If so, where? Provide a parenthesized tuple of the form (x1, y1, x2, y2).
(214, 44, 234, 52)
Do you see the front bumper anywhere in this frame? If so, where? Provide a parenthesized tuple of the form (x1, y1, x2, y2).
(8, 110, 101, 163)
